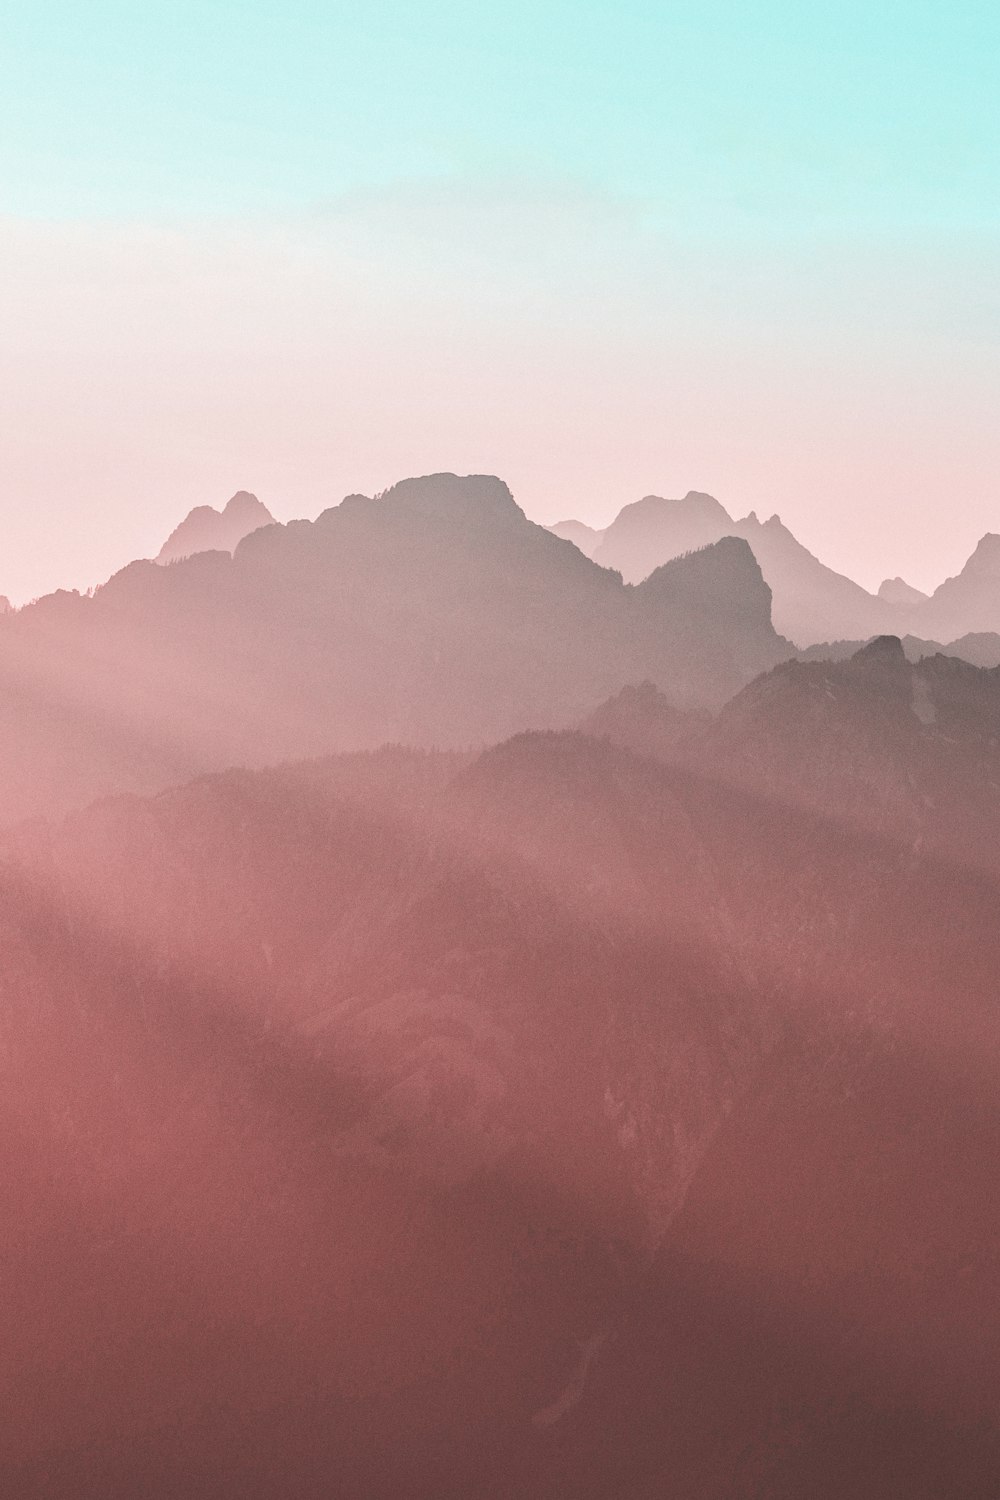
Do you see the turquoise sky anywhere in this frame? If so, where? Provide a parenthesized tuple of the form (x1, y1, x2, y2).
(2, 2, 999, 602)
(5, 0, 999, 224)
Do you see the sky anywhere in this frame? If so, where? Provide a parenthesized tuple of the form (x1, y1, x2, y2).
(2, 0, 998, 602)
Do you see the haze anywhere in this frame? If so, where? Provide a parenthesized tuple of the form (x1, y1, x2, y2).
(3, 0, 999, 603)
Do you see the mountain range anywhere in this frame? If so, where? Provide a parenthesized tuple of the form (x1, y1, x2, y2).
(550, 490, 1000, 648)
(3, 634, 1000, 1495)
(3, 471, 1000, 1495)
(156, 489, 275, 563)
(0, 474, 791, 824)
(798, 629, 1000, 669)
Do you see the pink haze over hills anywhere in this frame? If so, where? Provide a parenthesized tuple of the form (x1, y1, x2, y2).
(2, 209, 998, 605)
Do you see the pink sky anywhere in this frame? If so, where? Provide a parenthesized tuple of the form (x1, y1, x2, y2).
(2, 198, 997, 604)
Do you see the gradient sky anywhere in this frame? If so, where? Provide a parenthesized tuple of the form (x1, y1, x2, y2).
(2, 1, 998, 601)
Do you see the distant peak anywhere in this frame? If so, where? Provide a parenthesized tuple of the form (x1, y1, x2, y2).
(379, 473, 524, 525)
(546, 518, 603, 556)
(963, 533, 1000, 578)
(878, 576, 928, 605)
(852, 634, 907, 665)
(620, 491, 731, 521)
(156, 491, 275, 564)
(223, 490, 272, 520)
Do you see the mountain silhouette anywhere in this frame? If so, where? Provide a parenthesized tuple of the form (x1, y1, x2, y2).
(0, 473, 791, 822)
(696, 634, 1000, 866)
(591, 491, 732, 579)
(546, 518, 602, 555)
(558, 491, 898, 646)
(0, 729, 776, 1496)
(6, 467, 1000, 1495)
(909, 532, 1000, 641)
(730, 509, 895, 644)
(4, 665, 1000, 1495)
(878, 575, 928, 605)
(580, 679, 706, 761)
(799, 629, 1000, 669)
(156, 490, 275, 563)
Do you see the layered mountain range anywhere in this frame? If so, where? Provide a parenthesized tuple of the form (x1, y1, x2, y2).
(3, 633, 1000, 1495)
(156, 489, 275, 563)
(0, 474, 790, 823)
(3, 473, 1000, 1495)
(549, 490, 1000, 648)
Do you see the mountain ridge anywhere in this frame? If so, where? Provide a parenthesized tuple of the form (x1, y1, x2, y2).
(156, 489, 275, 563)
(550, 493, 1000, 647)
(0, 473, 792, 823)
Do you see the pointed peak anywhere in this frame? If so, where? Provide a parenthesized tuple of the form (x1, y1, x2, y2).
(963, 533, 1000, 578)
(223, 490, 272, 521)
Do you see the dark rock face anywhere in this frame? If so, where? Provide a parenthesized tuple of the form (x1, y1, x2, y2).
(0, 474, 791, 823)
(799, 631, 1000, 669)
(156, 490, 275, 563)
(851, 632, 909, 667)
